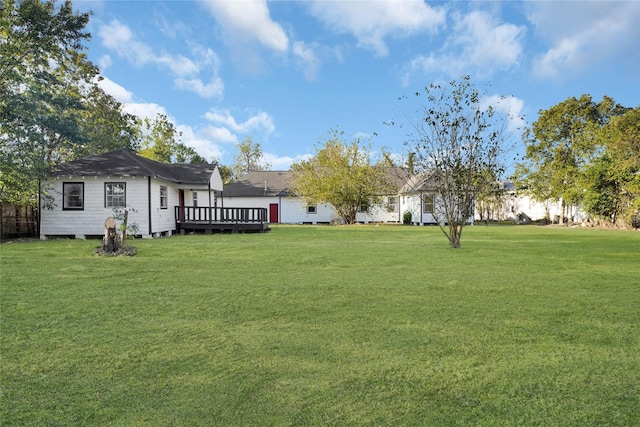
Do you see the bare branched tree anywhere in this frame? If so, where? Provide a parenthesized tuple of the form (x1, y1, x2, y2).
(405, 76, 516, 247)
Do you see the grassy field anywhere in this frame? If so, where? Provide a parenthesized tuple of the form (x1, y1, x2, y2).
(1, 225, 639, 426)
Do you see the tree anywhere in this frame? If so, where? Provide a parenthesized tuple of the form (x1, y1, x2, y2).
(138, 114, 206, 164)
(232, 137, 270, 178)
(582, 107, 640, 225)
(515, 95, 627, 223)
(215, 163, 234, 185)
(0, 0, 138, 208)
(290, 128, 394, 225)
(1, 0, 93, 206)
(405, 76, 513, 247)
(78, 83, 140, 157)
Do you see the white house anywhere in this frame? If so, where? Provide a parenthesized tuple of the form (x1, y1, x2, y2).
(223, 171, 339, 224)
(40, 149, 223, 239)
(475, 182, 589, 224)
(398, 173, 476, 226)
(223, 169, 410, 224)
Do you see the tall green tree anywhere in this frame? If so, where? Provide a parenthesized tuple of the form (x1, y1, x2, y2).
(0, 0, 138, 207)
(582, 107, 640, 225)
(290, 129, 393, 225)
(1, 0, 93, 205)
(78, 83, 140, 157)
(405, 76, 513, 247)
(138, 114, 206, 164)
(515, 95, 628, 223)
(231, 136, 271, 178)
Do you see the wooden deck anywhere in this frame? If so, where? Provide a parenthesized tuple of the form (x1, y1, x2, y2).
(175, 206, 270, 234)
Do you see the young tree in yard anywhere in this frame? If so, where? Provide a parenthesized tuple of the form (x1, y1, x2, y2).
(405, 76, 514, 247)
(290, 129, 394, 225)
(232, 136, 271, 178)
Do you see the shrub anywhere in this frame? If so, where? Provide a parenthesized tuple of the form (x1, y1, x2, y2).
(402, 211, 412, 225)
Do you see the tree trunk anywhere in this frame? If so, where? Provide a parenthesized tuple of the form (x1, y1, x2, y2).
(121, 209, 128, 242)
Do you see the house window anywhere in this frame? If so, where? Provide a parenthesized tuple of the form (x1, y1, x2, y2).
(358, 201, 369, 213)
(63, 182, 84, 210)
(105, 183, 126, 207)
(386, 196, 398, 212)
(423, 195, 434, 214)
(160, 186, 168, 209)
(306, 205, 317, 214)
(192, 192, 198, 207)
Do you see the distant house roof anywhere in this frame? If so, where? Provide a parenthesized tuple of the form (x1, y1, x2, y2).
(386, 167, 411, 192)
(400, 172, 438, 193)
(51, 149, 218, 185)
(224, 171, 293, 197)
(225, 168, 411, 197)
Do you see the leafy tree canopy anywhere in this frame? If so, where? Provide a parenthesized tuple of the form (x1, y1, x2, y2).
(0, 0, 139, 206)
(231, 136, 271, 178)
(515, 95, 637, 226)
(290, 128, 395, 225)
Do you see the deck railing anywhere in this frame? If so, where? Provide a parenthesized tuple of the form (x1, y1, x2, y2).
(175, 206, 268, 224)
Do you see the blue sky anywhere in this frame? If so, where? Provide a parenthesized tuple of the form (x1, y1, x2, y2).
(77, 0, 640, 170)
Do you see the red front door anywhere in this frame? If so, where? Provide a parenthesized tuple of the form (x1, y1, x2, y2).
(178, 190, 185, 222)
(269, 203, 279, 223)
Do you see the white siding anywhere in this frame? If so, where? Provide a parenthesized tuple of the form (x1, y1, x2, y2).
(356, 196, 402, 223)
(222, 196, 277, 210)
(280, 198, 336, 224)
(401, 194, 442, 225)
(150, 179, 178, 235)
(41, 176, 151, 238)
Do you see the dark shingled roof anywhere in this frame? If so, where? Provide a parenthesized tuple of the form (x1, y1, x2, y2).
(51, 149, 217, 185)
(224, 171, 293, 197)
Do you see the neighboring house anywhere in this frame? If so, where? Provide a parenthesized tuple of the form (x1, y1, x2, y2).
(223, 171, 338, 224)
(355, 167, 409, 224)
(400, 173, 443, 225)
(224, 169, 412, 224)
(40, 149, 223, 239)
(399, 172, 475, 226)
(475, 182, 588, 224)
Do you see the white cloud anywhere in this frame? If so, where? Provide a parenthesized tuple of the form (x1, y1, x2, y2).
(122, 102, 168, 121)
(95, 76, 133, 103)
(263, 152, 310, 170)
(202, 126, 238, 144)
(97, 19, 224, 99)
(99, 20, 154, 67)
(204, 109, 275, 135)
(177, 125, 223, 162)
(175, 76, 224, 99)
(155, 53, 200, 77)
(199, 0, 289, 52)
(307, 0, 445, 57)
(527, 1, 640, 80)
(481, 95, 526, 133)
(401, 10, 525, 83)
(292, 40, 322, 81)
(97, 54, 112, 71)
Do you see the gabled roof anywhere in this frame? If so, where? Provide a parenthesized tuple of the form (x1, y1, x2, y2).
(51, 149, 218, 185)
(386, 167, 411, 192)
(400, 171, 438, 193)
(224, 171, 292, 197)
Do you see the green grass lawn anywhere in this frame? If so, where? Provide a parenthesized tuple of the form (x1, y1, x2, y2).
(1, 225, 639, 426)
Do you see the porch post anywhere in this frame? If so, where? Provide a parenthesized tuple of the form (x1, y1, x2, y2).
(208, 182, 212, 225)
